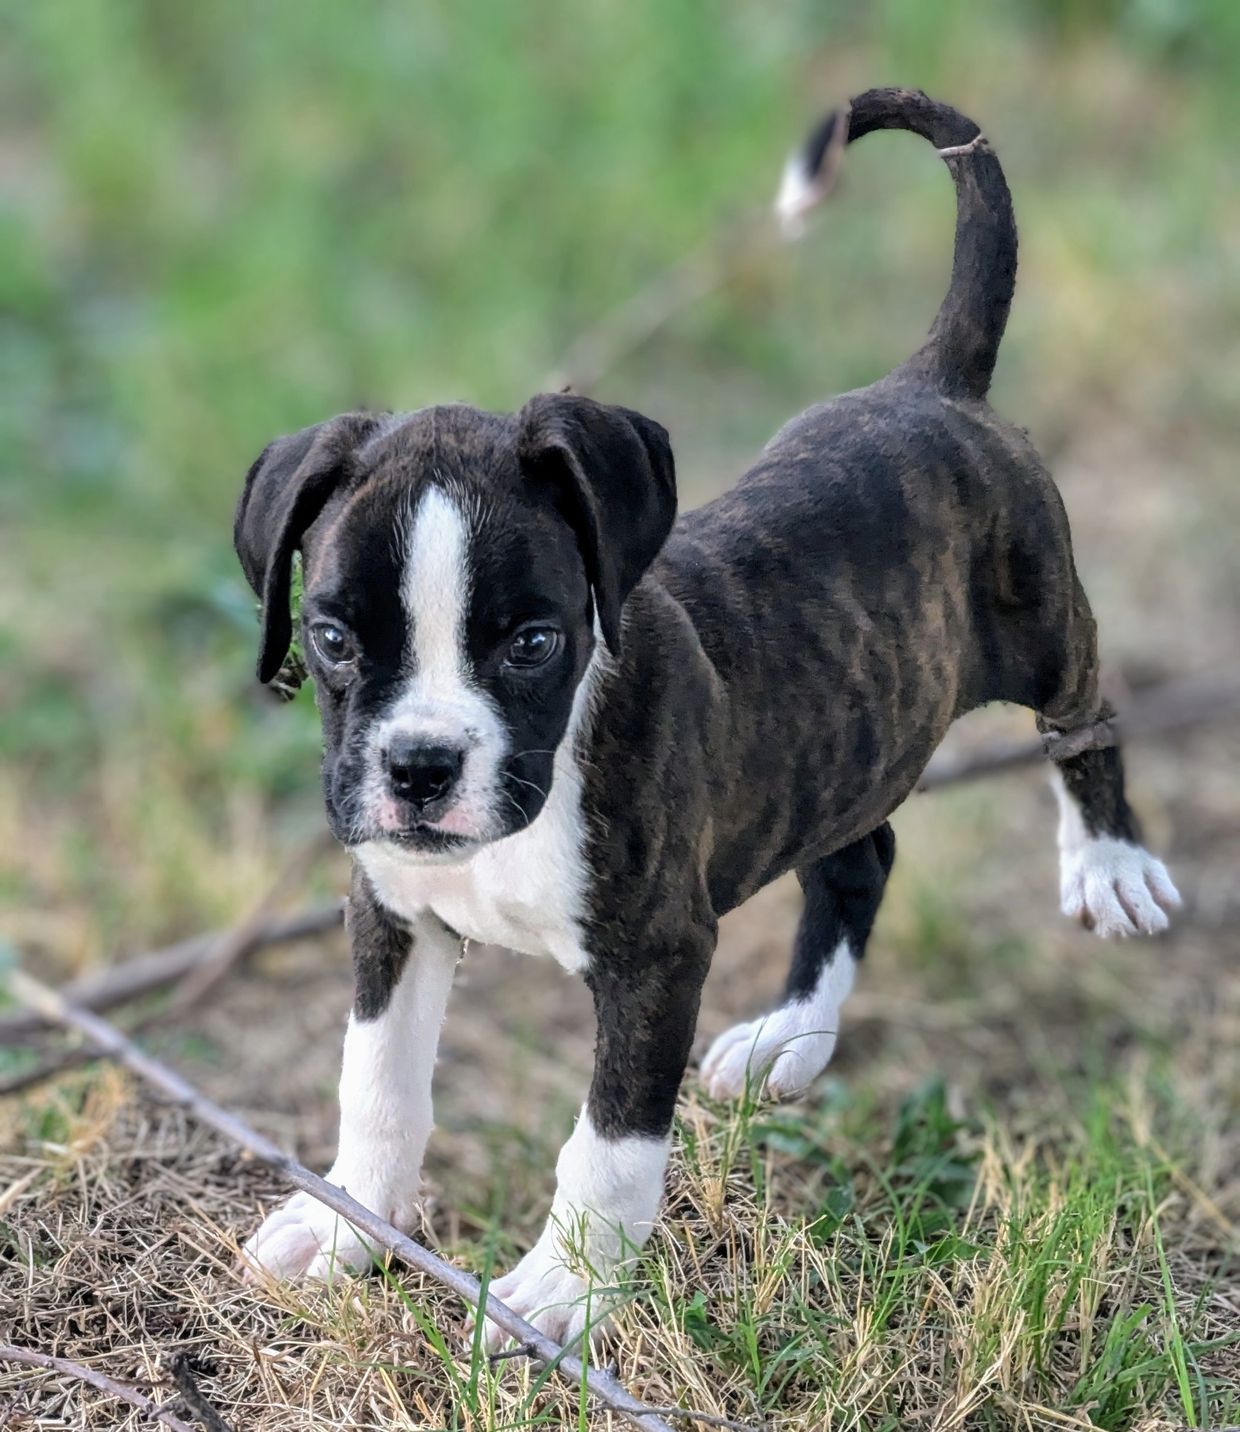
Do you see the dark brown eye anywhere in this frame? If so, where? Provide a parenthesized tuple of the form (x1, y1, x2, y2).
(312, 622, 354, 665)
(505, 624, 561, 669)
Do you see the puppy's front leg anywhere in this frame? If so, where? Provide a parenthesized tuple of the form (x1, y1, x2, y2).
(482, 924, 714, 1348)
(242, 871, 459, 1281)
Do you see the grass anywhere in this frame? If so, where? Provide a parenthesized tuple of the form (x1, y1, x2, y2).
(3, 0, 1240, 1427)
(2, 1038, 1236, 1428)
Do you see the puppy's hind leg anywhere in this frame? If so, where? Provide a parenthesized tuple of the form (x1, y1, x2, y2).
(701, 823, 895, 1101)
(1030, 577, 1180, 938)
(1050, 743, 1180, 938)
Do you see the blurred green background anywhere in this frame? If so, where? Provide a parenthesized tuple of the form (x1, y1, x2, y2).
(4, 0, 1239, 965)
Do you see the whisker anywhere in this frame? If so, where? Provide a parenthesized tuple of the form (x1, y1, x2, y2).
(498, 788, 528, 824)
(504, 771, 549, 801)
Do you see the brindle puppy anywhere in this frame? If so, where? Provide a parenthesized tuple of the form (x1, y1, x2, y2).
(233, 88, 1179, 1344)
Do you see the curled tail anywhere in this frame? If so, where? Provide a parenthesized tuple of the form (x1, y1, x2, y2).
(777, 87, 1017, 400)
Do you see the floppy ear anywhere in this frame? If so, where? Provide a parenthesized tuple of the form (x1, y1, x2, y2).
(518, 392, 676, 654)
(234, 412, 379, 684)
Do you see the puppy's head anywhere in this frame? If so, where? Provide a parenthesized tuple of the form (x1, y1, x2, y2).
(234, 395, 675, 861)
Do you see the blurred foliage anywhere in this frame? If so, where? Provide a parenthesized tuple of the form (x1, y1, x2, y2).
(2, 0, 1238, 955)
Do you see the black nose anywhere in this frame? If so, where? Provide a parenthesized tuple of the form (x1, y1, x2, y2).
(386, 739, 464, 809)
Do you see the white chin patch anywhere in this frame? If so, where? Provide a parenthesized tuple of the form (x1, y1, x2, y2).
(1053, 775, 1181, 938)
(475, 1113, 668, 1350)
(701, 941, 854, 1101)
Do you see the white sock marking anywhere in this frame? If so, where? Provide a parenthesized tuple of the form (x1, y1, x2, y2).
(701, 940, 855, 1101)
(1052, 772, 1181, 938)
(479, 1111, 668, 1349)
(241, 917, 460, 1281)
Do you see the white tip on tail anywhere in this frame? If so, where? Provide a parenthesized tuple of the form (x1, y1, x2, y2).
(775, 150, 824, 240)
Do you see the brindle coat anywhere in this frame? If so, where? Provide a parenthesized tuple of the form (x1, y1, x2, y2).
(233, 89, 1171, 1314)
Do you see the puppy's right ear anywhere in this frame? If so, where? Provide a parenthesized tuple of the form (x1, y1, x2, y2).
(234, 412, 378, 684)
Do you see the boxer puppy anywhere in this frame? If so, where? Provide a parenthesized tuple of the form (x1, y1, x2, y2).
(233, 88, 1179, 1345)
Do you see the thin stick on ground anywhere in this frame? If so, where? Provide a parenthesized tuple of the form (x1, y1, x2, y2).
(0, 850, 343, 1098)
(6, 969, 747, 1432)
(0, 903, 344, 1046)
(161, 829, 337, 1019)
(0, 1343, 196, 1432)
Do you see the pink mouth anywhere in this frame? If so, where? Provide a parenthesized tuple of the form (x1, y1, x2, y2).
(428, 805, 483, 838)
(373, 798, 483, 841)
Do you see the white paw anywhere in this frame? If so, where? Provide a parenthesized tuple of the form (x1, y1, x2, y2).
(240, 1191, 378, 1282)
(475, 1233, 616, 1352)
(1060, 838, 1181, 938)
(701, 1004, 838, 1101)
(240, 1171, 419, 1284)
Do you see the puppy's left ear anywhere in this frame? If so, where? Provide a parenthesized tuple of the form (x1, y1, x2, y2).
(518, 392, 676, 653)
(234, 412, 379, 684)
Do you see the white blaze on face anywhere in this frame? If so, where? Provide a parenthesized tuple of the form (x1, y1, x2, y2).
(369, 484, 506, 842)
(403, 485, 471, 704)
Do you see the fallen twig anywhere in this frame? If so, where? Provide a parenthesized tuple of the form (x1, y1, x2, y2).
(919, 669, 1240, 791)
(0, 1343, 195, 1432)
(0, 904, 344, 1046)
(162, 831, 336, 1020)
(0, 1043, 100, 1098)
(0, 835, 339, 1096)
(5, 970, 741, 1432)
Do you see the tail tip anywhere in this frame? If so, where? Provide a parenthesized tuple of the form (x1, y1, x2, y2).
(773, 106, 850, 241)
(774, 151, 820, 239)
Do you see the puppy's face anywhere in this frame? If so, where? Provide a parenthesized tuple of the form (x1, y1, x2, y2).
(234, 398, 675, 863)
(305, 470, 592, 858)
